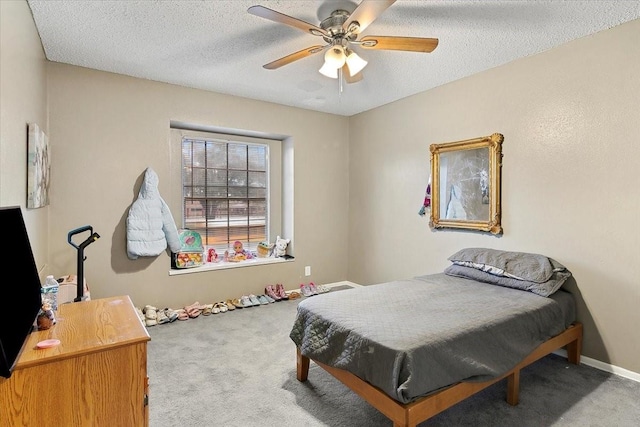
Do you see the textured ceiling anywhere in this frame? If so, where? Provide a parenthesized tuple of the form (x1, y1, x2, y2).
(27, 0, 640, 116)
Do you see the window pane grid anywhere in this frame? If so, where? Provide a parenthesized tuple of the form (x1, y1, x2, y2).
(182, 137, 267, 251)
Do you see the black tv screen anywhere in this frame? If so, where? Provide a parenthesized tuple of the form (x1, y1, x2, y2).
(0, 206, 43, 378)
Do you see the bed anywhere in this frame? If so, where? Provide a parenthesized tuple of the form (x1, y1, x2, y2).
(289, 248, 583, 427)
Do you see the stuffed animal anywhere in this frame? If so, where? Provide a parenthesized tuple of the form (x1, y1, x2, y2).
(274, 236, 290, 257)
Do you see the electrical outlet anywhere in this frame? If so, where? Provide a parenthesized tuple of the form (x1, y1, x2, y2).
(305, 266, 311, 276)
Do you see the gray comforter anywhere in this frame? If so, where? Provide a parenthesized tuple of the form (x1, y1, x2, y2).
(289, 273, 576, 403)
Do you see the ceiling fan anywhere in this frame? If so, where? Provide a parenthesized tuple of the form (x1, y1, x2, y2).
(248, 0, 439, 83)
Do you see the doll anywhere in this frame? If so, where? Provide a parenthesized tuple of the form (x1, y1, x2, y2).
(225, 241, 253, 262)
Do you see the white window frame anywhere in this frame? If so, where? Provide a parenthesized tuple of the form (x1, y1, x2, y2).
(169, 124, 291, 275)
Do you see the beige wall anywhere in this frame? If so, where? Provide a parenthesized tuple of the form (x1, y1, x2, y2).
(348, 19, 640, 373)
(0, 0, 49, 274)
(45, 64, 350, 309)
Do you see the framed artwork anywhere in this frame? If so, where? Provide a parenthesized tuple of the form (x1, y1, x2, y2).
(27, 123, 50, 209)
(429, 133, 503, 234)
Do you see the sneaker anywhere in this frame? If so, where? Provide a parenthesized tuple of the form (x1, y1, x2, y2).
(307, 282, 319, 295)
(300, 283, 314, 297)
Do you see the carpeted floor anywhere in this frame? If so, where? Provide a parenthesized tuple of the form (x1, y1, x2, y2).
(147, 290, 640, 426)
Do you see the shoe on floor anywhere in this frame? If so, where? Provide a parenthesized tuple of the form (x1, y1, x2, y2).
(275, 284, 289, 300)
(240, 295, 254, 307)
(156, 309, 170, 324)
(135, 307, 145, 323)
(265, 285, 282, 301)
(164, 308, 179, 322)
(288, 291, 301, 300)
(300, 283, 314, 297)
(248, 294, 262, 306)
(225, 299, 237, 310)
(257, 295, 270, 305)
(307, 282, 319, 295)
(143, 305, 158, 319)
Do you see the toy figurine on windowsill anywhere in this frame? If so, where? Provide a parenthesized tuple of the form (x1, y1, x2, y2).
(37, 301, 56, 330)
(225, 240, 254, 262)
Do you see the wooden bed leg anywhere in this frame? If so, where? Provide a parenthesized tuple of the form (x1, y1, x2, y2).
(506, 369, 520, 406)
(566, 328, 582, 365)
(296, 347, 310, 382)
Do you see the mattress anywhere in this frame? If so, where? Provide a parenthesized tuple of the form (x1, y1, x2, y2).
(289, 273, 576, 403)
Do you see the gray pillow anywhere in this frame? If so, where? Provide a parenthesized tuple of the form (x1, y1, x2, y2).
(444, 264, 571, 297)
(447, 247, 566, 284)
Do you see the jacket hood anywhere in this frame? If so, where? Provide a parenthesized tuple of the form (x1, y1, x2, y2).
(139, 167, 160, 199)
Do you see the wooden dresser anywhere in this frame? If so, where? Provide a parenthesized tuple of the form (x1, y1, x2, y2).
(0, 295, 150, 426)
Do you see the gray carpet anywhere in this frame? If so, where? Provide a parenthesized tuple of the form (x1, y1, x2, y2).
(147, 293, 640, 426)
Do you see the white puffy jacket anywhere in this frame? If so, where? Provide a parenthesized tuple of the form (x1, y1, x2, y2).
(126, 167, 181, 259)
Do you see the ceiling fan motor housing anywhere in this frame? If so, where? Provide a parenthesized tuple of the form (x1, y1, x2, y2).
(320, 10, 358, 45)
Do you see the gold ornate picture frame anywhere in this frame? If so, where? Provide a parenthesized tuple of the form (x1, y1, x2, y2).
(429, 133, 503, 234)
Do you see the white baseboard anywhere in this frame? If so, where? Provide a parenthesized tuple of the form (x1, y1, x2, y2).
(323, 280, 362, 288)
(553, 349, 640, 383)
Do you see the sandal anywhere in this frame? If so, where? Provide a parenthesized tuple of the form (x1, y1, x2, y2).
(185, 302, 202, 318)
(164, 308, 179, 322)
(175, 308, 189, 321)
(156, 309, 170, 324)
(317, 284, 330, 293)
(211, 303, 221, 314)
(230, 298, 244, 309)
(288, 291, 301, 300)
(201, 304, 214, 316)
(225, 299, 237, 311)
(240, 295, 254, 307)
(143, 305, 158, 320)
(248, 294, 262, 306)
(217, 302, 228, 313)
(256, 295, 270, 305)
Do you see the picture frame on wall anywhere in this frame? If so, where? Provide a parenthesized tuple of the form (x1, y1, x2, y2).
(429, 133, 504, 235)
(27, 123, 50, 209)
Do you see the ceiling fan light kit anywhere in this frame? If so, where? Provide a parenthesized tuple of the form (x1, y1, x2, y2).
(248, 0, 438, 84)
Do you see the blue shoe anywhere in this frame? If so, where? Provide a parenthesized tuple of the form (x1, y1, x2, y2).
(248, 294, 262, 306)
(263, 294, 275, 303)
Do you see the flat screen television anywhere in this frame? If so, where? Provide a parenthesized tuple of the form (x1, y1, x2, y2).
(0, 206, 43, 378)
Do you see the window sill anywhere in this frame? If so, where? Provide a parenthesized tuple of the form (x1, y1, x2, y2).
(168, 256, 292, 276)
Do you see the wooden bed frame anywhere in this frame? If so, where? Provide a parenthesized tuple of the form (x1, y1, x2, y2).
(296, 322, 582, 427)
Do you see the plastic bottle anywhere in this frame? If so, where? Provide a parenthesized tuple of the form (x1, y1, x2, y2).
(42, 275, 59, 312)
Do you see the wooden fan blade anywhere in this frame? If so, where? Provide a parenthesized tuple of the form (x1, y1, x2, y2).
(263, 45, 325, 70)
(342, 64, 363, 84)
(248, 5, 327, 37)
(359, 36, 439, 53)
(343, 0, 396, 35)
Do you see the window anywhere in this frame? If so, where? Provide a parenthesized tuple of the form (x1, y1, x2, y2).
(181, 137, 269, 251)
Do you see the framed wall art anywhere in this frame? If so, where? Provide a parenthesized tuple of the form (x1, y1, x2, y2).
(429, 133, 503, 234)
(27, 123, 50, 209)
